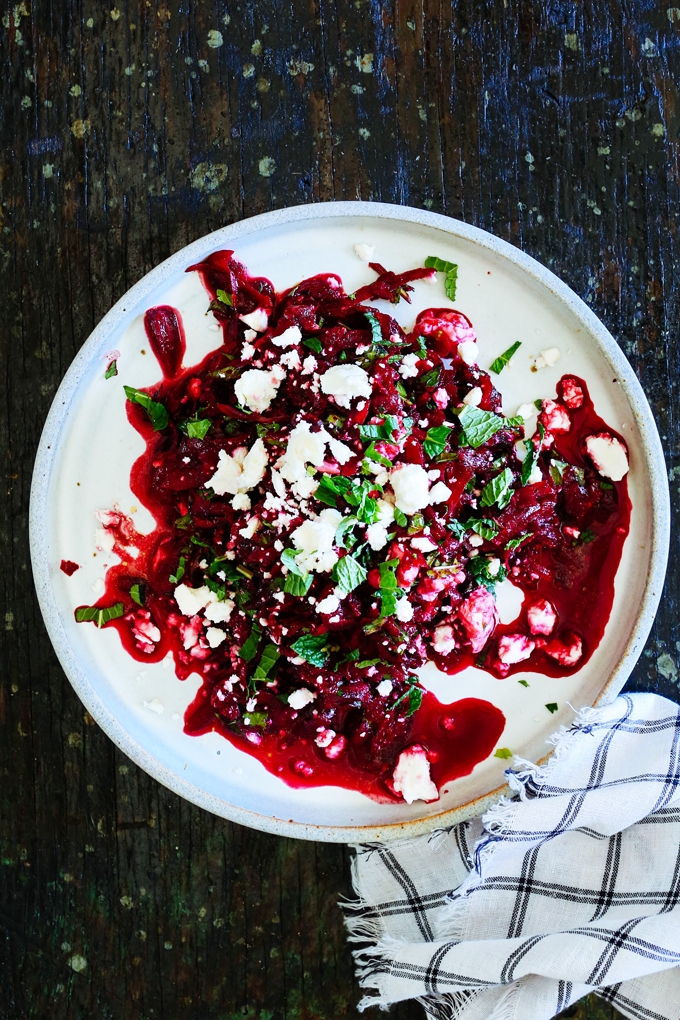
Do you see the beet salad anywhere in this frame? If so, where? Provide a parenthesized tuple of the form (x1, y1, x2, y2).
(73, 249, 631, 805)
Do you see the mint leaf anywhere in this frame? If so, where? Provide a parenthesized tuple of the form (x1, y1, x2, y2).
(282, 549, 305, 576)
(447, 519, 467, 540)
(332, 554, 367, 594)
(356, 658, 382, 668)
(284, 572, 313, 597)
(364, 310, 385, 348)
(358, 417, 397, 441)
(489, 341, 522, 374)
(75, 602, 124, 628)
(239, 621, 262, 662)
(105, 360, 118, 380)
(517, 679, 530, 687)
(129, 583, 144, 606)
(291, 634, 329, 667)
(458, 405, 504, 448)
(423, 424, 454, 460)
(421, 365, 442, 388)
(521, 425, 545, 486)
(468, 555, 505, 593)
(216, 288, 233, 307)
(394, 507, 408, 527)
(302, 337, 322, 354)
(253, 643, 280, 680)
(243, 711, 267, 727)
(394, 684, 424, 716)
(550, 459, 569, 485)
(186, 418, 212, 440)
(424, 257, 458, 300)
(469, 518, 500, 540)
(480, 468, 514, 508)
(444, 265, 458, 301)
(545, 703, 559, 714)
(413, 336, 428, 359)
(124, 386, 169, 431)
(505, 531, 533, 551)
(363, 442, 391, 467)
(169, 555, 186, 584)
(174, 513, 192, 530)
(335, 516, 358, 549)
(494, 747, 513, 759)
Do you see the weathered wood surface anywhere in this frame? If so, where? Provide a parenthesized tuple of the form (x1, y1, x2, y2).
(1, 1, 678, 1017)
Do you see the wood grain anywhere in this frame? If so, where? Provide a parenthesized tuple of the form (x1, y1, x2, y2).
(1, 1, 678, 1017)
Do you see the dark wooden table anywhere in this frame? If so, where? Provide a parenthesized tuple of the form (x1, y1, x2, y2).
(2, 2, 678, 1017)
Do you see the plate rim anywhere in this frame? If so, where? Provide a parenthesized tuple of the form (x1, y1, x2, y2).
(29, 200, 671, 842)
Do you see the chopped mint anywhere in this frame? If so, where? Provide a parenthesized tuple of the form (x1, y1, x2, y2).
(174, 513, 192, 530)
(284, 572, 313, 597)
(517, 679, 530, 687)
(281, 549, 305, 576)
(393, 507, 408, 528)
(334, 516, 359, 550)
(239, 621, 262, 662)
(129, 583, 144, 606)
(124, 386, 169, 431)
(169, 556, 186, 584)
(423, 424, 454, 460)
(421, 365, 442, 388)
(521, 424, 545, 486)
(447, 519, 467, 540)
(75, 602, 124, 628)
(505, 531, 533, 551)
(364, 310, 385, 348)
(216, 288, 233, 307)
(302, 337, 323, 354)
(291, 633, 330, 667)
(332, 554, 367, 594)
(494, 747, 513, 759)
(545, 703, 559, 713)
(363, 442, 392, 467)
(457, 406, 504, 449)
(468, 518, 500, 540)
(105, 360, 118, 380)
(358, 416, 398, 441)
(489, 341, 522, 374)
(253, 644, 280, 680)
(424, 256, 458, 300)
(480, 468, 514, 509)
(243, 711, 267, 728)
(186, 418, 212, 440)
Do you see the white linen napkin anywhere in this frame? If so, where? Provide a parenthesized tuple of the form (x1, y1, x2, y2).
(343, 693, 680, 1020)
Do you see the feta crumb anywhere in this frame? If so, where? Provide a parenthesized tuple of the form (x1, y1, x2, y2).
(354, 242, 375, 261)
(366, 522, 390, 550)
(517, 402, 537, 420)
(428, 481, 452, 504)
(279, 348, 301, 371)
(231, 492, 252, 511)
(277, 421, 328, 482)
(243, 328, 257, 342)
(95, 528, 115, 553)
(527, 598, 557, 636)
(315, 727, 336, 747)
(319, 364, 372, 408)
(540, 399, 571, 433)
(234, 368, 285, 413)
(174, 584, 215, 617)
(468, 533, 484, 548)
(532, 347, 561, 371)
(411, 535, 437, 552)
(561, 378, 584, 409)
(392, 745, 439, 804)
(316, 593, 341, 615)
(290, 508, 342, 573)
(585, 433, 629, 481)
(432, 624, 456, 654)
(238, 517, 261, 539)
(463, 386, 483, 407)
(288, 688, 317, 710)
(398, 353, 420, 379)
(241, 342, 256, 360)
(497, 633, 535, 665)
(301, 355, 317, 375)
(389, 463, 431, 514)
(457, 340, 479, 365)
(182, 456, 191, 464)
(206, 627, 227, 648)
(206, 438, 268, 496)
(395, 597, 414, 622)
(143, 699, 164, 714)
(272, 324, 302, 348)
(328, 437, 354, 464)
(239, 307, 268, 332)
(205, 599, 235, 624)
(377, 679, 393, 697)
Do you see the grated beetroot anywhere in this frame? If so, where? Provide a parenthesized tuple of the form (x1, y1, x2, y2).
(76, 252, 630, 803)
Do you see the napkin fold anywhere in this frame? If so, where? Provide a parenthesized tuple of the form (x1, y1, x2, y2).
(343, 693, 680, 1020)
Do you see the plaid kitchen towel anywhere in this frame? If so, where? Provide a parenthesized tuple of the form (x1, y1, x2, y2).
(343, 693, 680, 1020)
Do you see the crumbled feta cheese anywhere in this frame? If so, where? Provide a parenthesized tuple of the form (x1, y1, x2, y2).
(292, 476, 319, 500)
(243, 328, 257, 342)
(497, 633, 535, 665)
(206, 438, 268, 496)
(278, 421, 328, 482)
(389, 463, 431, 514)
(302, 355, 317, 375)
(279, 348, 301, 371)
(411, 536, 437, 552)
(272, 324, 302, 348)
(174, 584, 215, 617)
(526, 463, 543, 485)
(143, 699, 164, 714)
(398, 353, 420, 379)
(377, 679, 393, 697)
(517, 402, 537, 420)
(527, 598, 557, 636)
(532, 347, 561, 371)
(366, 523, 390, 550)
(182, 456, 191, 464)
(457, 340, 479, 365)
(457, 587, 498, 653)
(428, 481, 452, 504)
(545, 633, 583, 666)
(463, 386, 483, 407)
(288, 688, 317, 710)
(319, 364, 372, 408)
(316, 593, 341, 615)
(561, 378, 584, 409)
(238, 517, 261, 539)
(206, 627, 227, 648)
(290, 508, 342, 573)
(432, 624, 456, 654)
(376, 499, 395, 526)
(354, 242, 375, 261)
(315, 726, 336, 747)
(241, 342, 256, 360)
(392, 746, 439, 804)
(395, 597, 414, 622)
(584, 433, 629, 481)
(239, 307, 268, 332)
(95, 528, 115, 553)
(540, 399, 571, 433)
(205, 599, 235, 624)
(234, 368, 284, 413)
(328, 437, 354, 464)
(231, 492, 252, 511)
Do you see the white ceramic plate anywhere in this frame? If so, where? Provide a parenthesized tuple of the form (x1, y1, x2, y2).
(30, 203, 670, 842)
